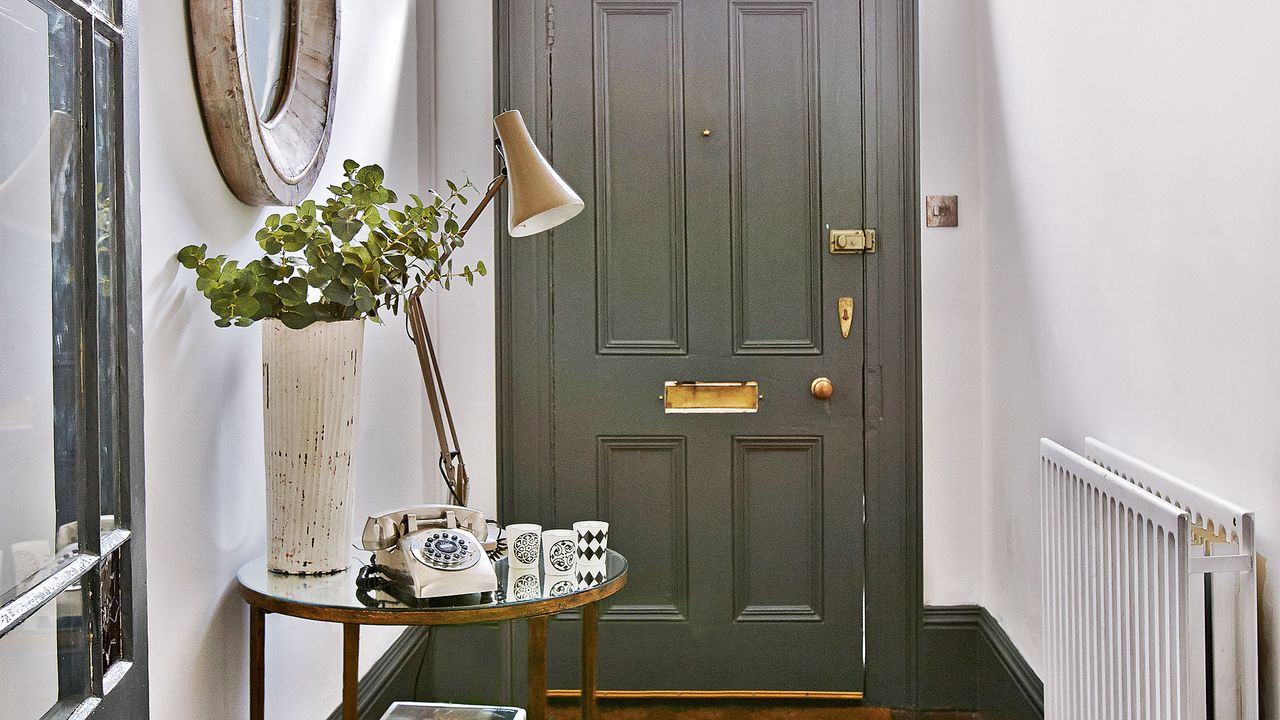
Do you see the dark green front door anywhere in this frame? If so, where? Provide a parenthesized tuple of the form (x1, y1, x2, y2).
(512, 0, 867, 693)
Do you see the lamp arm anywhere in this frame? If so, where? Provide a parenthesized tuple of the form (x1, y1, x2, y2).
(454, 170, 507, 242)
(407, 289, 473, 506)
(407, 166, 506, 507)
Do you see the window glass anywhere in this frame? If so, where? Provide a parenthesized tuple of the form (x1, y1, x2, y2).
(0, 0, 83, 596)
(94, 32, 122, 532)
(0, 585, 89, 716)
(91, 0, 120, 25)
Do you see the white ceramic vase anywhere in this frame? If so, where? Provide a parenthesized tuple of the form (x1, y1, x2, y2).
(262, 317, 364, 574)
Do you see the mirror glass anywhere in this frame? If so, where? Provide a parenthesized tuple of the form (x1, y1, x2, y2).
(242, 0, 295, 121)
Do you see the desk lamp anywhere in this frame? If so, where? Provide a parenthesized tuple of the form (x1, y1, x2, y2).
(406, 110, 584, 507)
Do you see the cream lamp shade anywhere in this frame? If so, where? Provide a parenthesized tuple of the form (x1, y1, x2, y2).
(494, 110, 585, 237)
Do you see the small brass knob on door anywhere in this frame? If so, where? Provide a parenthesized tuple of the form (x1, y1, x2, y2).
(811, 377, 834, 400)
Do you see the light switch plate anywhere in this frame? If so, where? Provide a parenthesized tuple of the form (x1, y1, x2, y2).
(926, 195, 958, 227)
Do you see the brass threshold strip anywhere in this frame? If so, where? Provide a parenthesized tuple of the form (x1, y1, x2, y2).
(547, 690, 864, 701)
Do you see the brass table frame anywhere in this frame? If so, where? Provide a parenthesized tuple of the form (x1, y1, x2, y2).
(237, 561, 627, 720)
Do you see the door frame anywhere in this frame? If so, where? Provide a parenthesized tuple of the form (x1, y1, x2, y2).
(493, 0, 921, 707)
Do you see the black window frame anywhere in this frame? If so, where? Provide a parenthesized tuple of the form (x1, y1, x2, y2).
(0, 0, 147, 715)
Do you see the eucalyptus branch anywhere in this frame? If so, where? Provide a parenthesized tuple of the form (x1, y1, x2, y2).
(177, 161, 486, 329)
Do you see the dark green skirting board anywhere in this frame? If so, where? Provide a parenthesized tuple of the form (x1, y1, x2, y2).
(329, 606, 1042, 719)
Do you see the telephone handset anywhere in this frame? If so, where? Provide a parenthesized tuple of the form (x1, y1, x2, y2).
(360, 505, 499, 600)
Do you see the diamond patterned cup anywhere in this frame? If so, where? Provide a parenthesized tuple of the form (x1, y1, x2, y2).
(573, 520, 609, 567)
(576, 565, 607, 590)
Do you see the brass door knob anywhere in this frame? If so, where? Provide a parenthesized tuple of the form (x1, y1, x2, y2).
(810, 377, 834, 400)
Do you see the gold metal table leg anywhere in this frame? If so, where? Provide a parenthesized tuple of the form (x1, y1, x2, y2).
(343, 623, 360, 720)
(528, 615, 549, 720)
(582, 602, 599, 720)
(250, 606, 266, 720)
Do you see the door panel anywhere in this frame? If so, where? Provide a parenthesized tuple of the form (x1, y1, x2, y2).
(593, 3, 687, 354)
(595, 436, 689, 621)
(732, 436, 824, 622)
(730, 3, 822, 354)
(536, 0, 866, 692)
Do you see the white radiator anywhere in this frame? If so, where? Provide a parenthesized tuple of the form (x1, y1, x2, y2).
(1041, 438, 1258, 720)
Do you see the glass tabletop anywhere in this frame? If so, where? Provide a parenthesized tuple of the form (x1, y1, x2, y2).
(236, 549, 627, 614)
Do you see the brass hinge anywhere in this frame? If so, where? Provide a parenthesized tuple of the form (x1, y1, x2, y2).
(828, 228, 877, 254)
(546, 4, 555, 47)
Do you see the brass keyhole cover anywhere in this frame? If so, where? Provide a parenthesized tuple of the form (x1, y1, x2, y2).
(811, 377, 834, 400)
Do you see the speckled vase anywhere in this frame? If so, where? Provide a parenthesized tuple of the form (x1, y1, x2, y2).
(262, 318, 364, 574)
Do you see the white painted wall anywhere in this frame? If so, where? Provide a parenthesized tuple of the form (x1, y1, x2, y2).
(431, 0, 500, 520)
(140, 2, 438, 717)
(919, 0, 985, 607)
(952, 0, 1280, 704)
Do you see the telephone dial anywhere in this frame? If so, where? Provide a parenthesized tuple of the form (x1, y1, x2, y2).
(360, 505, 499, 601)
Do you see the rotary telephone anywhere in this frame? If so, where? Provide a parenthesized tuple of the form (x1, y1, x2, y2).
(357, 290, 507, 603)
(360, 505, 499, 601)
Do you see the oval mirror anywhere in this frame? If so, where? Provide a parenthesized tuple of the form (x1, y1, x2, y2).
(242, 0, 296, 121)
(189, 0, 340, 206)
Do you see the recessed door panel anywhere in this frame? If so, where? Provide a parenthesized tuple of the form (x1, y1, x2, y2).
(594, 3, 687, 354)
(596, 436, 688, 621)
(730, 2, 821, 355)
(732, 436, 823, 622)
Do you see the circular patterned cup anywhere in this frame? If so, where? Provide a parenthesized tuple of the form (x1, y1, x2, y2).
(507, 566, 542, 601)
(505, 523, 542, 568)
(542, 529, 578, 574)
(543, 573, 577, 598)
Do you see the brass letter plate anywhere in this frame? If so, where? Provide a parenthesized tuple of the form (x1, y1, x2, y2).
(664, 381, 759, 413)
(829, 228, 877, 254)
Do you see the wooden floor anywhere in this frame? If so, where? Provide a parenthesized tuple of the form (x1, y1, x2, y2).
(547, 700, 982, 720)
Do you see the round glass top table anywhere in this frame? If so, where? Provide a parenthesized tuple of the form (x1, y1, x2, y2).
(236, 550, 628, 720)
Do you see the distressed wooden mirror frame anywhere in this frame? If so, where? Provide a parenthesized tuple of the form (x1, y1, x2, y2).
(189, 0, 340, 206)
